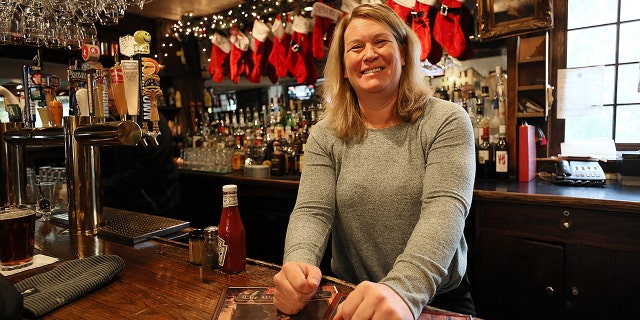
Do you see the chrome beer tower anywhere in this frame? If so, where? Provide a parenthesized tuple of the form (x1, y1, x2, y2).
(1, 117, 142, 235)
(0, 57, 161, 235)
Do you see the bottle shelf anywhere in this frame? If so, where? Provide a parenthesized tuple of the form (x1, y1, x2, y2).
(518, 56, 545, 63)
(518, 84, 546, 91)
(509, 31, 551, 171)
(517, 112, 545, 118)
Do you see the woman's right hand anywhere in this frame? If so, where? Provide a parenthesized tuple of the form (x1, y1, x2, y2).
(273, 261, 323, 315)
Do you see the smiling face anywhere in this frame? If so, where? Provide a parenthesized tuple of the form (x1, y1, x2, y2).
(134, 30, 151, 44)
(342, 18, 405, 101)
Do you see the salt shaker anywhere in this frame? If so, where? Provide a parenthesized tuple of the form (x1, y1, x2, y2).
(188, 229, 204, 265)
(202, 226, 219, 270)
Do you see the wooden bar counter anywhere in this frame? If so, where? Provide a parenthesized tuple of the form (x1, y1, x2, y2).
(178, 168, 640, 319)
(7, 220, 353, 319)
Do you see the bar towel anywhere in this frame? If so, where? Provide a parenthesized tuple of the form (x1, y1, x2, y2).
(14, 255, 125, 318)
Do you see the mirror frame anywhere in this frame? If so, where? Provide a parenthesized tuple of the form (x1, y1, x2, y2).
(478, 0, 553, 41)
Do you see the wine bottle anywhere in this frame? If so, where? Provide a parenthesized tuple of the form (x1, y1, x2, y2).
(494, 125, 509, 180)
(476, 126, 493, 179)
(217, 184, 246, 273)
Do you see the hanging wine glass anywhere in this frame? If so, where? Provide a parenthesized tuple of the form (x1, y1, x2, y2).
(75, 0, 100, 24)
(98, 0, 121, 26)
(54, 0, 76, 21)
(0, 3, 21, 44)
(0, 0, 134, 50)
(62, 18, 83, 50)
(82, 22, 98, 45)
(43, 6, 63, 48)
(23, 5, 46, 47)
(125, 0, 144, 10)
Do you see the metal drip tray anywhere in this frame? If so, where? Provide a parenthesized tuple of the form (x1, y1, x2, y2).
(98, 208, 190, 245)
(52, 207, 190, 245)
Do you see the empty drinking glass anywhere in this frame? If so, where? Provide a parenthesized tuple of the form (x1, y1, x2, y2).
(36, 181, 56, 221)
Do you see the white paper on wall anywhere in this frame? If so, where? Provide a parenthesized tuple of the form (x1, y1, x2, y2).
(557, 66, 604, 119)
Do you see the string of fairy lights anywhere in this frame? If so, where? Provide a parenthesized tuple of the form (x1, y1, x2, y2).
(167, 0, 327, 41)
(154, 0, 339, 66)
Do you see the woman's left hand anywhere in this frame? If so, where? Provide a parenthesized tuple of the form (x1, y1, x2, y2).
(333, 281, 413, 320)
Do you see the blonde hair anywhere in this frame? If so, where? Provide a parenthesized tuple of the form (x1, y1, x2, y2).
(322, 3, 433, 142)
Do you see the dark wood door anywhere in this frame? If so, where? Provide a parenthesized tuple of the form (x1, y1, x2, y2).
(475, 232, 564, 320)
(613, 250, 640, 318)
(564, 244, 616, 320)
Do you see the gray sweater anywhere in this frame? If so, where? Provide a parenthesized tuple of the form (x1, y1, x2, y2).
(283, 97, 476, 318)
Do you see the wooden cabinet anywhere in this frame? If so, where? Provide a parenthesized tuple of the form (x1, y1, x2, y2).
(474, 200, 640, 319)
(507, 32, 551, 172)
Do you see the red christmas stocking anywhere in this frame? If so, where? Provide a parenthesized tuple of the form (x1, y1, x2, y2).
(456, 3, 474, 60)
(263, 37, 278, 84)
(386, 0, 415, 23)
(244, 29, 255, 80)
(300, 17, 318, 85)
(229, 26, 250, 84)
(287, 15, 309, 84)
(283, 15, 294, 71)
(411, 0, 433, 62)
(268, 16, 289, 79)
(425, 1, 443, 64)
(208, 33, 231, 83)
(248, 19, 271, 83)
(433, 0, 468, 59)
(311, 1, 343, 60)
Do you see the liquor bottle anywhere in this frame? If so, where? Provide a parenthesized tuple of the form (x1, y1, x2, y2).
(270, 140, 286, 176)
(261, 130, 273, 168)
(451, 83, 462, 104)
(481, 86, 493, 120)
(488, 92, 501, 144)
(252, 108, 261, 132)
(494, 125, 509, 180)
(217, 184, 246, 273)
(231, 135, 245, 171)
(252, 134, 266, 165)
(476, 126, 493, 179)
(495, 66, 507, 126)
(474, 92, 489, 143)
(286, 134, 298, 175)
(175, 90, 182, 108)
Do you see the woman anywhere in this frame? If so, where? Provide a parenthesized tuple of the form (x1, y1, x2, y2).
(273, 3, 476, 319)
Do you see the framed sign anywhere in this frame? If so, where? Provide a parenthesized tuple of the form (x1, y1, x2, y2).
(478, 0, 553, 41)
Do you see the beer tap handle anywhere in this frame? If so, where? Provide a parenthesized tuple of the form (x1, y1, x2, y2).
(146, 97, 161, 147)
(76, 87, 90, 116)
(140, 55, 161, 147)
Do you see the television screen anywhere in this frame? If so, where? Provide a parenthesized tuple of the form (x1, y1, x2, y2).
(288, 85, 315, 100)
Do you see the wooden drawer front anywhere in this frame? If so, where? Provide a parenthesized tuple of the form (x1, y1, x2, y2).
(476, 201, 640, 253)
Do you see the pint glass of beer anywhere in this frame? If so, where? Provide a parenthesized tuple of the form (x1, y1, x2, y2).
(0, 207, 36, 271)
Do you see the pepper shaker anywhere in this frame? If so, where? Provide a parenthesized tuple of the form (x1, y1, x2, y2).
(202, 226, 219, 270)
(188, 229, 204, 265)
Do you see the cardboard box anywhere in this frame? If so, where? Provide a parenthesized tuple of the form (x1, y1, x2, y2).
(518, 124, 537, 182)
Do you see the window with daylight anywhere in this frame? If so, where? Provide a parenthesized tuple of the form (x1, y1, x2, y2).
(564, 0, 640, 148)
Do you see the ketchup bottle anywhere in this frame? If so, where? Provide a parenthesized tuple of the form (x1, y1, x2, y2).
(217, 184, 246, 273)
